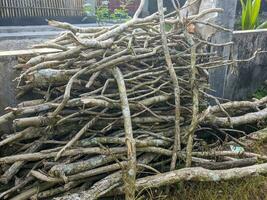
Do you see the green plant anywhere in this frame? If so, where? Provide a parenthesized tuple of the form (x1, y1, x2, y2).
(253, 86, 267, 99)
(82, 1, 131, 24)
(240, 0, 267, 30)
(257, 21, 267, 29)
(112, 8, 130, 19)
(96, 6, 110, 23)
(83, 4, 111, 24)
(142, 176, 267, 200)
(82, 3, 95, 22)
(111, 8, 131, 21)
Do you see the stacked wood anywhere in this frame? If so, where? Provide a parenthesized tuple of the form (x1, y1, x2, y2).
(1, 0, 267, 199)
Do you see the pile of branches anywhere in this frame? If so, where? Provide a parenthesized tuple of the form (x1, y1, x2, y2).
(1, 0, 267, 199)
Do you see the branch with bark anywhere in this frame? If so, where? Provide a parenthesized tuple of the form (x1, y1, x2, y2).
(1, 1, 267, 199)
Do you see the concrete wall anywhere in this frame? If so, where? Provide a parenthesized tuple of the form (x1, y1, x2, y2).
(224, 30, 267, 100)
(0, 37, 51, 133)
(208, 0, 237, 100)
(0, 38, 54, 110)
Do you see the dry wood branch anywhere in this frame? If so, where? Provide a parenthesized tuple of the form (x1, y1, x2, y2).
(205, 107, 267, 127)
(1, 2, 267, 199)
(112, 67, 136, 200)
(186, 45, 199, 167)
(55, 108, 108, 160)
(114, 163, 267, 193)
(158, 0, 181, 171)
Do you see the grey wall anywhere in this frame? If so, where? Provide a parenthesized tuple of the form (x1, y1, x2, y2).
(208, 0, 237, 99)
(0, 38, 49, 133)
(0, 38, 49, 109)
(224, 30, 267, 100)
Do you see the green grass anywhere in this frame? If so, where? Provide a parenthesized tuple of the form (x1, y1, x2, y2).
(138, 176, 267, 200)
(253, 86, 267, 99)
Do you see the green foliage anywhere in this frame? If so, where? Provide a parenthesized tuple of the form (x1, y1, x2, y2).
(82, 1, 131, 24)
(176, 177, 267, 200)
(82, 3, 94, 22)
(83, 4, 94, 16)
(82, 4, 110, 23)
(110, 8, 131, 21)
(256, 21, 267, 29)
(240, 0, 267, 30)
(142, 176, 267, 200)
(95, 6, 110, 23)
(253, 86, 267, 99)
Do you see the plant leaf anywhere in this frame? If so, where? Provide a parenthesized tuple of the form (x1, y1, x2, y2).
(244, 0, 253, 29)
(251, 0, 261, 28)
(240, 0, 246, 29)
(240, 0, 245, 8)
(257, 20, 267, 29)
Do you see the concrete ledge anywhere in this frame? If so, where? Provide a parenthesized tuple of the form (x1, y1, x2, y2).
(233, 29, 267, 34)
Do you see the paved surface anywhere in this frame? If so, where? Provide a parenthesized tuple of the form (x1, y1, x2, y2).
(0, 23, 112, 41)
(0, 31, 62, 40)
(0, 23, 102, 33)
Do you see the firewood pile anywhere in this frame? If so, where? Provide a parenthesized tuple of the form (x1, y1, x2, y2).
(1, 0, 267, 199)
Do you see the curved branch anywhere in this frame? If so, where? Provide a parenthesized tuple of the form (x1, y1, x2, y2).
(112, 67, 136, 200)
(158, 0, 181, 171)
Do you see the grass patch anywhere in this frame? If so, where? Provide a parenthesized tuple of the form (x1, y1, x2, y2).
(139, 176, 267, 200)
(253, 86, 267, 100)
